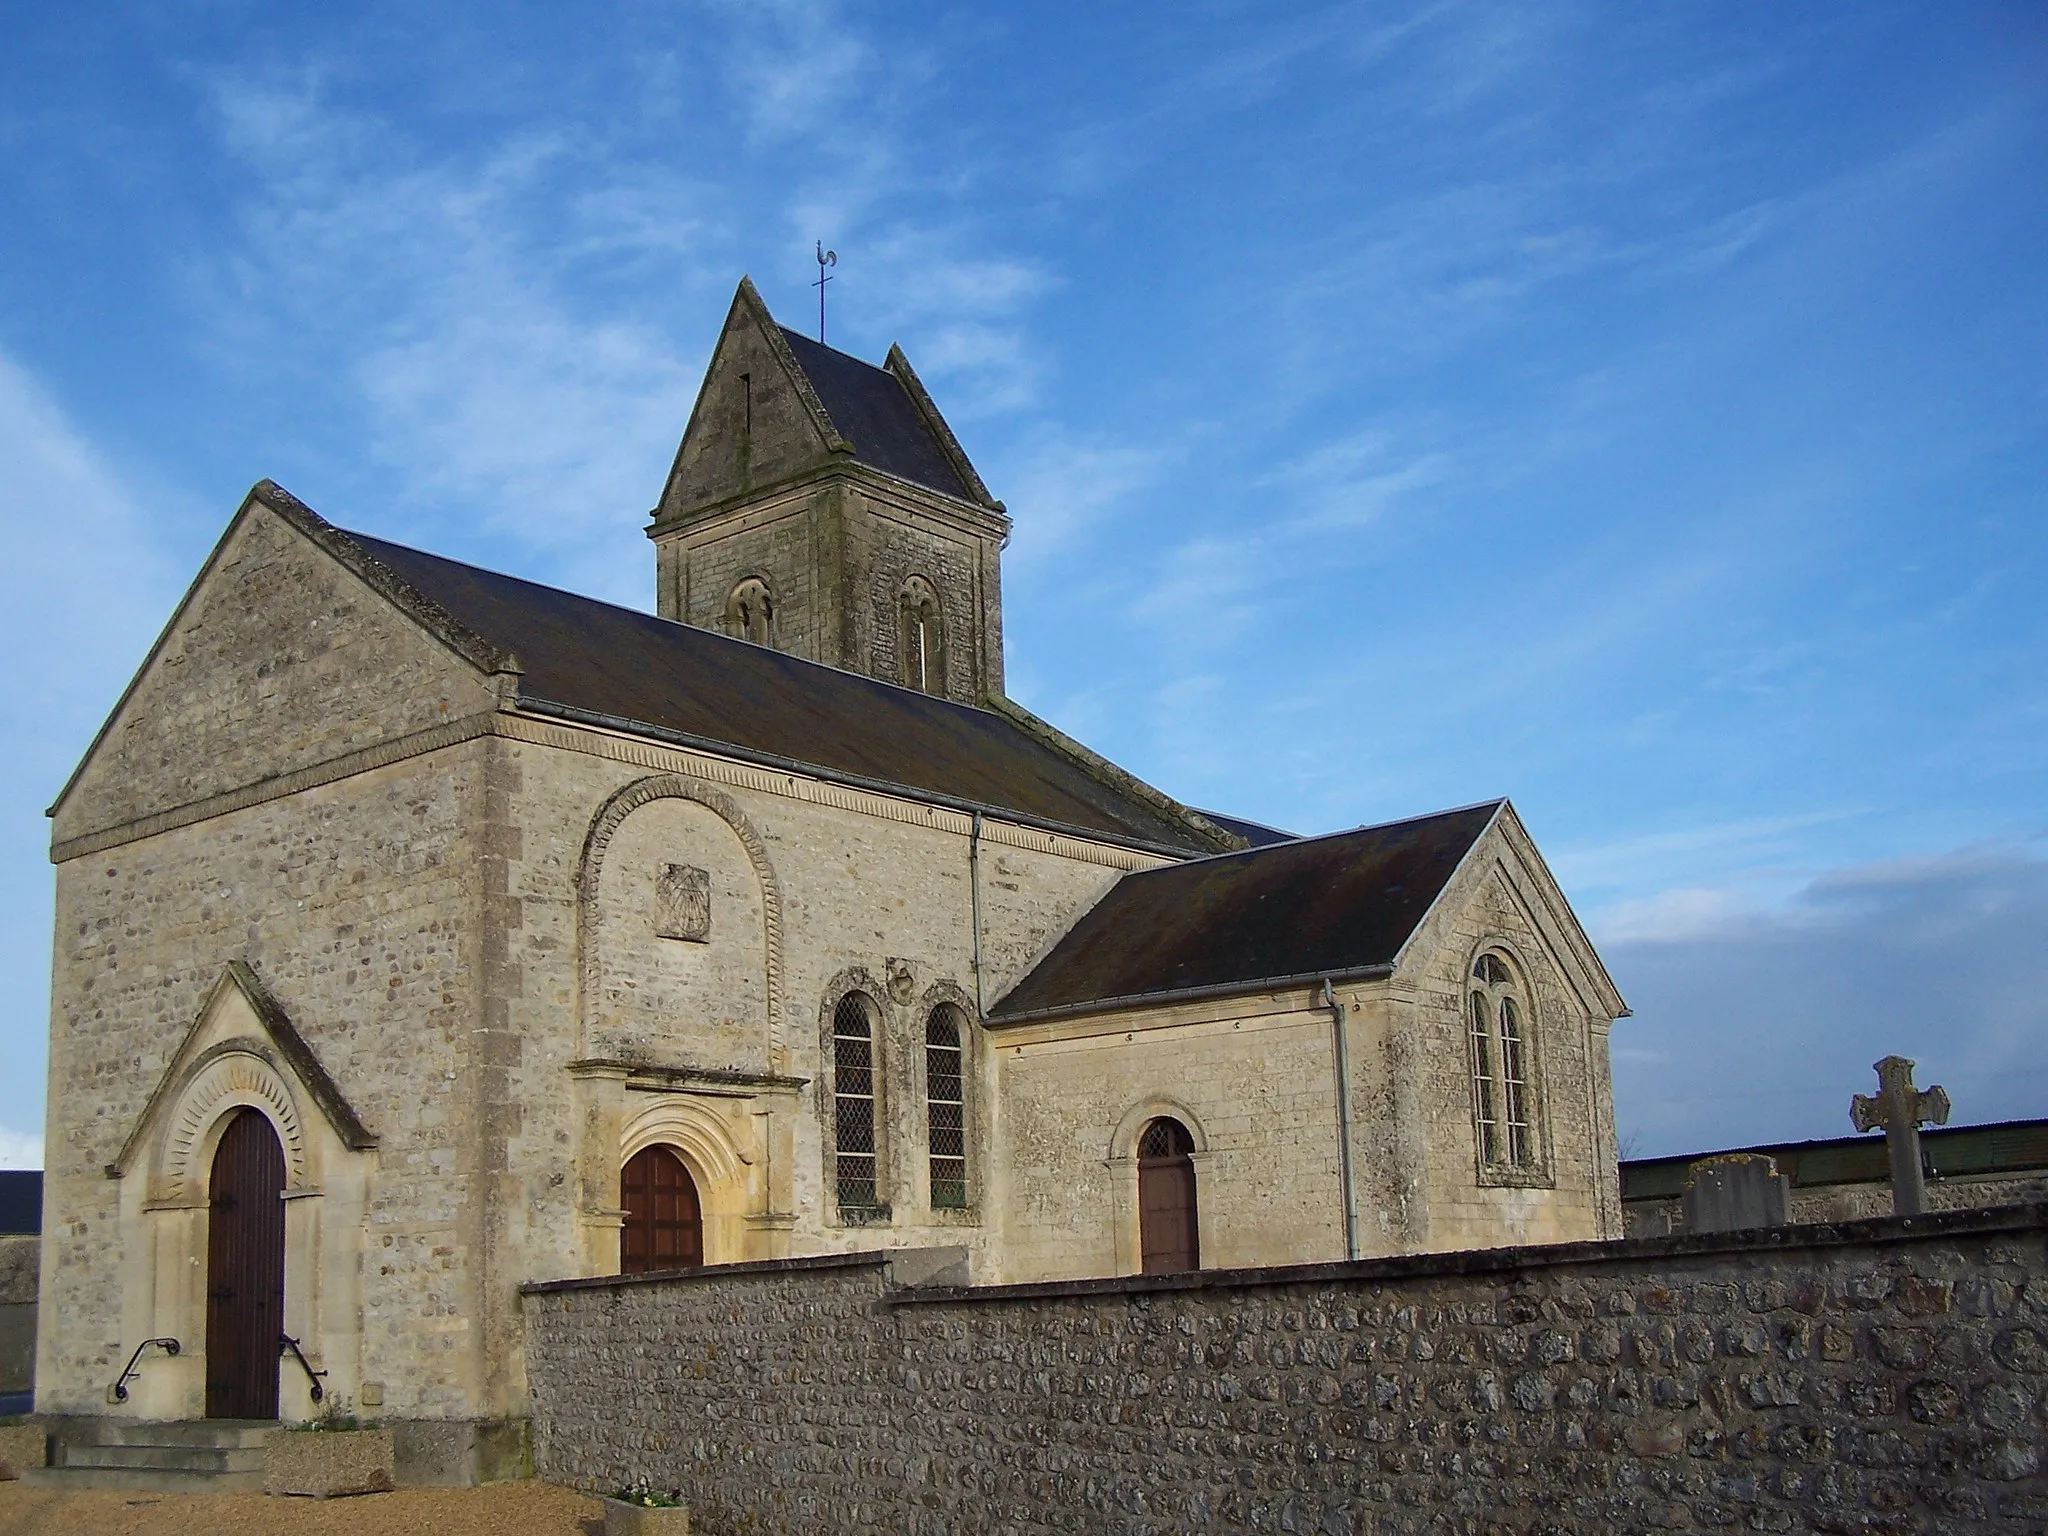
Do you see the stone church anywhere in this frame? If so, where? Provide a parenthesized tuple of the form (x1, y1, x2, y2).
(36, 278, 1626, 1475)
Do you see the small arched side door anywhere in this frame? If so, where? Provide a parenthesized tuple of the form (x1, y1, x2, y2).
(1136, 1117, 1199, 1274)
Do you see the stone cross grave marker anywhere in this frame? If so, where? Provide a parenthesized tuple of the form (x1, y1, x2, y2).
(1682, 1152, 1792, 1233)
(1850, 1054, 1950, 1216)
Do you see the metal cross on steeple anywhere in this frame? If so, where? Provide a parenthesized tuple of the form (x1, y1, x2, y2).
(1850, 1055, 1951, 1215)
(813, 242, 837, 343)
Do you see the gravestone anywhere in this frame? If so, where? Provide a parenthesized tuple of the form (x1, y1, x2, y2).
(1681, 1153, 1792, 1233)
(1850, 1055, 1950, 1215)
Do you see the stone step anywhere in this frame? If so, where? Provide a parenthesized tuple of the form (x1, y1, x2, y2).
(65, 1418, 277, 1450)
(64, 1442, 268, 1473)
(21, 1464, 268, 1495)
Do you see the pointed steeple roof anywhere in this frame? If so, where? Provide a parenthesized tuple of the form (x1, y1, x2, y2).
(777, 327, 984, 503)
(656, 278, 998, 523)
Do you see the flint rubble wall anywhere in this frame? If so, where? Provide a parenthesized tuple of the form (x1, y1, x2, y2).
(523, 1204, 2048, 1536)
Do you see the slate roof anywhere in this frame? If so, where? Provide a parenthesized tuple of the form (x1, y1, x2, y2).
(1194, 809, 1297, 849)
(990, 801, 1504, 1021)
(780, 329, 976, 502)
(0, 1170, 40, 1235)
(346, 532, 1218, 854)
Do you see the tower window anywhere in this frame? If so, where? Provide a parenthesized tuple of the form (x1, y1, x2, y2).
(726, 578, 774, 646)
(1469, 951, 1539, 1174)
(898, 577, 944, 695)
(925, 1004, 968, 1209)
(832, 991, 881, 1213)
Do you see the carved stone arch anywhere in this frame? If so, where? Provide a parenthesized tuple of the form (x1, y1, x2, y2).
(619, 1096, 751, 1190)
(576, 773, 785, 1054)
(1109, 1096, 1211, 1162)
(159, 1041, 311, 1202)
(916, 977, 977, 1023)
(1464, 927, 1540, 993)
(818, 965, 887, 1042)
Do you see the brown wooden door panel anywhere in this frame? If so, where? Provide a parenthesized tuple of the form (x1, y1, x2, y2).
(1137, 1117, 1200, 1274)
(205, 1108, 285, 1420)
(620, 1145, 703, 1273)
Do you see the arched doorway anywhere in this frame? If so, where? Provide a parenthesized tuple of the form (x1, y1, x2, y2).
(205, 1107, 285, 1419)
(620, 1144, 703, 1273)
(1137, 1117, 1200, 1274)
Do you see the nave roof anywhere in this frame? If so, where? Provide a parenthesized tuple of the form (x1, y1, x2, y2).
(989, 801, 1506, 1022)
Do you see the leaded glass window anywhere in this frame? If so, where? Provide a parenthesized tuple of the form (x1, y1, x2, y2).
(926, 1005, 967, 1209)
(833, 992, 879, 1210)
(1469, 951, 1538, 1173)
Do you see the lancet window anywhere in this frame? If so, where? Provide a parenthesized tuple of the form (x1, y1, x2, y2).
(832, 992, 881, 1213)
(1469, 951, 1537, 1172)
(898, 577, 944, 694)
(925, 1004, 968, 1208)
(726, 578, 774, 645)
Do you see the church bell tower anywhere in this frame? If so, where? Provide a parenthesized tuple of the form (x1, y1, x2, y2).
(649, 277, 1009, 705)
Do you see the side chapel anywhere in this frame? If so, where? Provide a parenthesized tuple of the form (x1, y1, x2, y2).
(37, 278, 1627, 1471)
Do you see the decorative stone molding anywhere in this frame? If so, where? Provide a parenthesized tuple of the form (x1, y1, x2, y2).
(576, 774, 785, 1054)
(1108, 1096, 1211, 1162)
(111, 961, 375, 1184)
(620, 1096, 754, 1189)
(158, 1041, 312, 1202)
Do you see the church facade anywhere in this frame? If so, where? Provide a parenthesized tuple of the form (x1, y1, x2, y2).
(36, 279, 1626, 1471)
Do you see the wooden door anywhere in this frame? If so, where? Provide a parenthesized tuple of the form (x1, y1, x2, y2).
(205, 1108, 285, 1419)
(1137, 1117, 1200, 1274)
(620, 1145, 703, 1273)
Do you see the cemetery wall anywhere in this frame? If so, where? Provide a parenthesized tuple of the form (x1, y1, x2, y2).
(1626, 1170, 2048, 1238)
(0, 1236, 35, 1398)
(523, 1203, 2048, 1536)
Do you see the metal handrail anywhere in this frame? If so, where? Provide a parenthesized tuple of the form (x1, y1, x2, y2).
(108, 1337, 179, 1404)
(279, 1333, 326, 1402)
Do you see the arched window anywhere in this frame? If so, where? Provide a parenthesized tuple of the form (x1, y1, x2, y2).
(1137, 1116, 1199, 1273)
(898, 577, 944, 694)
(832, 992, 881, 1213)
(1470, 951, 1537, 1172)
(726, 578, 774, 646)
(619, 1144, 702, 1273)
(925, 1004, 968, 1208)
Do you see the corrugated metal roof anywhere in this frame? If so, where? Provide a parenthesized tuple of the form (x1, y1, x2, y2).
(990, 801, 1501, 1020)
(780, 329, 974, 501)
(346, 533, 1217, 853)
(1621, 1118, 2048, 1200)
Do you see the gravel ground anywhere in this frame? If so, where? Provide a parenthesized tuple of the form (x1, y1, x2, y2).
(0, 1479, 604, 1536)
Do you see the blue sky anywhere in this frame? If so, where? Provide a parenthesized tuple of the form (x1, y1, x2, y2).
(1, 2, 2043, 1167)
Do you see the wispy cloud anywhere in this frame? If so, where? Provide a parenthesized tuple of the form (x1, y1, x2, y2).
(0, 1127, 41, 1171)
(0, 349, 186, 1145)
(1607, 841, 2048, 1156)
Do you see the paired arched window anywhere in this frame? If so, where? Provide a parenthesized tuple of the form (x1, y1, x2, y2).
(619, 1144, 703, 1273)
(726, 578, 774, 645)
(925, 1004, 968, 1208)
(898, 577, 944, 694)
(1137, 1117, 1199, 1273)
(1469, 951, 1536, 1171)
(832, 992, 881, 1213)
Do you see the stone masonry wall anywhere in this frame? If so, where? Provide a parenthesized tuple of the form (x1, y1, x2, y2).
(524, 1205, 2048, 1536)
(1627, 1172, 2048, 1238)
(0, 1235, 35, 1396)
